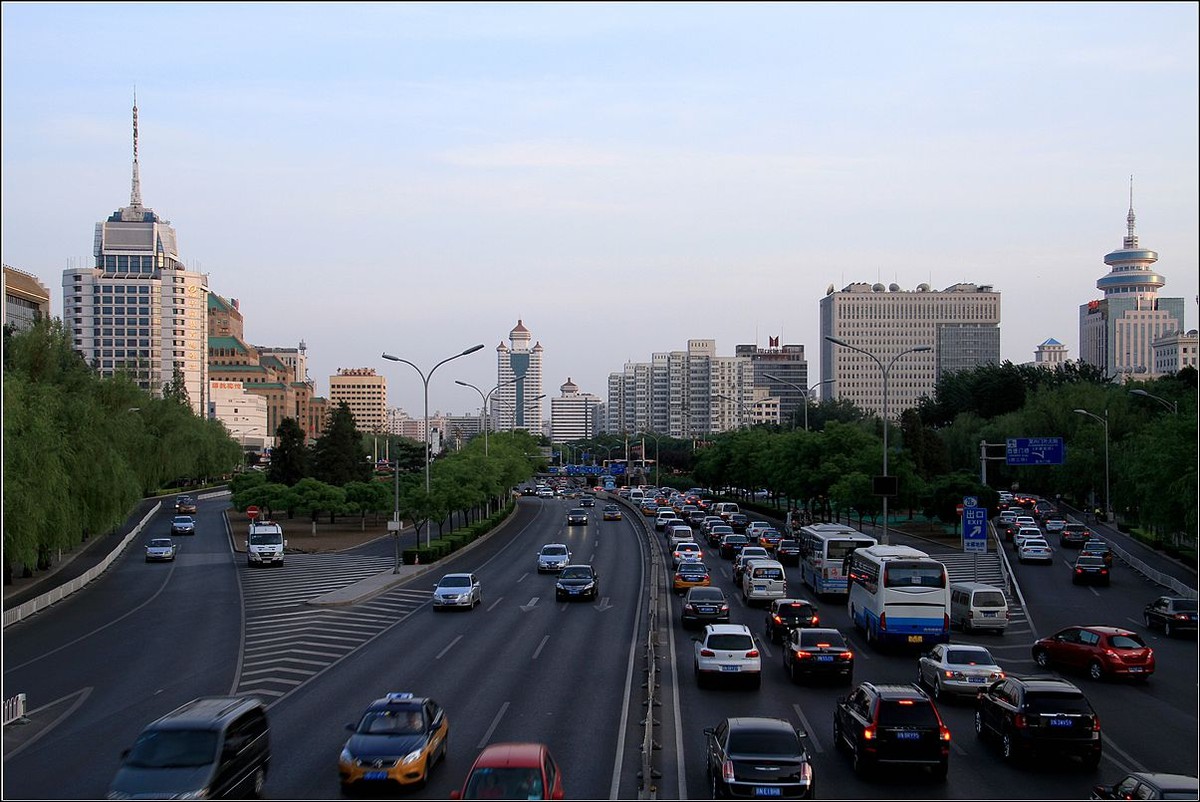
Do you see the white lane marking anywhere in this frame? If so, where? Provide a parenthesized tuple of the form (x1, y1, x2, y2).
(476, 701, 510, 749)
(436, 635, 463, 660)
(486, 596, 504, 612)
(531, 635, 550, 660)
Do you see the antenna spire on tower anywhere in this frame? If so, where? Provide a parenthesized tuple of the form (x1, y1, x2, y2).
(1124, 174, 1137, 249)
(130, 88, 143, 208)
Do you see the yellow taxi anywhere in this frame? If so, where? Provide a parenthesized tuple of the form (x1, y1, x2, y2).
(672, 562, 712, 594)
(339, 692, 448, 792)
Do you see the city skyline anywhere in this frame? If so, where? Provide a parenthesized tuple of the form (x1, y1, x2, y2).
(3, 3, 1197, 415)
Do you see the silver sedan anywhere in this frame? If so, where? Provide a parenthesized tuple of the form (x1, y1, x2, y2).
(432, 573, 482, 610)
(917, 644, 1005, 700)
(144, 537, 177, 562)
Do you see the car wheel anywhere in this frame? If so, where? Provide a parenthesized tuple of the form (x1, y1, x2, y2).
(1164, 621, 1174, 637)
(1082, 749, 1102, 770)
(865, 622, 876, 647)
(1001, 731, 1018, 762)
(1088, 661, 1105, 681)
(932, 759, 949, 781)
(1033, 649, 1050, 669)
(974, 711, 985, 739)
(930, 678, 941, 702)
(1143, 612, 1154, 629)
(249, 766, 266, 798)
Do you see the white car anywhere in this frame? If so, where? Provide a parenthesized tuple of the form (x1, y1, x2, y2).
(694, 624, 762, 688)
(536, 543, 571, 573)
(1043, 517, 1068, 534)
(1018, 538, 1054, 564)
(667, 525, 695, 548)
(655, 511, 681, 531)
(998, 510, 1018, 525)
(144, 538, 177, 562)
(1014, 515, 1038, 530)
(745, 521, 773, 539)
(917, 644, 1005, 700)
(732, 547, 771, 583)
(432, 573, 482, 610)
(1013, 527, 1043, 548)
(672, 542, 703, 567)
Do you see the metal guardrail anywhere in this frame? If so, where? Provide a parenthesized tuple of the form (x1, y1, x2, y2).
(1106, 537, 1198, 599)
(2, 693, 27, 726)
(3, 501, 161, 629)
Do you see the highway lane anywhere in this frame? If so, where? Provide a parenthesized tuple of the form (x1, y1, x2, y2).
(261, 495, 651, 799)
(2, 496, 243, 799)
(653, 511, 1198, 800)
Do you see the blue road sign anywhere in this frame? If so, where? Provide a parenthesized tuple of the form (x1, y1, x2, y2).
(1006, 437, 1065, 466)
(962, 502, 989, 554)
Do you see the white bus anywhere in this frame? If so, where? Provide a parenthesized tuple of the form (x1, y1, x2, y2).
(797, 524, 877, 596)
(846, 545, 950, 648)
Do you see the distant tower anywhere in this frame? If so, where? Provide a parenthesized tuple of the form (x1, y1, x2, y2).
(61, 96, 210, 413)
(1033, 338, 1068, 368)
(1079, 179, 1184, 379)
(494, 320, 544, 433)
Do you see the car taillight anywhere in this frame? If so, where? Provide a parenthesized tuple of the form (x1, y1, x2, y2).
(1013, 714, 1027, 729)
(684, 604, 695, 611)
(879, 612, 887, 631)
(722, 759, 736, 782)
(839, 651, 853, 661)
(939, 726, 951, 742)
(720, 604, 730, 612)
(862, 725, 876, 740)
(1075, 568, 1083, 574)
(745, 649, 759, 658)
(700, 649, 715, 657)
(1092, 714, 1101, 732)
(794, 650, 811, 660)
(772, 615, 783, 624)
(812, 615, 820, 625)
(1175, 613, 1191, 620)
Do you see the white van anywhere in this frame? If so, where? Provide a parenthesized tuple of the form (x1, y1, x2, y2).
(741, 559, 787, 605)
(714, 502, 740, 520)
(629, 489, 645, 504)
(949, 582, 1009, 633)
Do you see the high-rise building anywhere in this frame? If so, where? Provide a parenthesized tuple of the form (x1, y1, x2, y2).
(550, 378, 602, 443)
(329, 368, 388, 432)
(495, 320, 544, 434)
(62, 99, 209, 414)
(736, 341, 809, 426)
(1151, 329, 1199, 375)
(819, 282, 1001, 417)
(1079, 187, 1185, 380)
(3, 264, 51, 332)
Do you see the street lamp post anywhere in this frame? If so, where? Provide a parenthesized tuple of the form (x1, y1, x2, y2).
(1073, 407, 1111, 522)
(455, 377, 518, 456)
(638, 432, 662, 488)
(825, 337, 933, 544)
(383, 344, 485, 549)
(762, 374, 835, 431)
(1129, 389, 1178, 415)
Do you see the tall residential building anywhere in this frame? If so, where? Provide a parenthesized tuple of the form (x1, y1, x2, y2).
(550, 377, 602, 443)
(328, 368, 388, 432)
(819, 282, 1001, 418)
(495, 320, 544, 434)
(1079, 188, 1185, 380)
(207, 294, 327, 440)
(736, 341, 809, 426)
(62, 99, 209, 414)
(3, 264, 51, 332)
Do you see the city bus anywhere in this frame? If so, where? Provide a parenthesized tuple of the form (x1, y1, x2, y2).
(846, 545, 950, 648)
(797, 524, 877, 596)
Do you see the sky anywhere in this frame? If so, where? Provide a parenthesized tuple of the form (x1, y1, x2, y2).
(3, 3, 1197, 417)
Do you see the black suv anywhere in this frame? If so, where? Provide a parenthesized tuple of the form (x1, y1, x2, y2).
(776, 539, 801, 566)
(833, 683, 949, 779)
(704, 717, 814, 799)
(974, 675, 1101, 767)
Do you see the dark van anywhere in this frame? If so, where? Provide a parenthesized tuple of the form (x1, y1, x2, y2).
(108, 696, 270, 799)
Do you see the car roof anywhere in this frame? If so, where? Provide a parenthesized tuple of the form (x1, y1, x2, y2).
(365, 692, 427, 712)
(470, 742, 549, 768)
(440, 572, 473, 580)
(1123, 773, 1200, 791)
(1009, 675, 1084, 692)
(723, 716, 796, 734)
(704, 623, 751, 635)
(860, 683, 928, 700)
(687, 586, 726, 598)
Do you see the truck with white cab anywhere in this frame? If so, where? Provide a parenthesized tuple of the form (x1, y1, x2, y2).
(246, 521, 287, 567)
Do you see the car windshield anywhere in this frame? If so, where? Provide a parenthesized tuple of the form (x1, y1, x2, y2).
(799, 631, 845, 648)
(560, 567, 592, 579)
(879, 700, 940, 726)
(973, 592, 1006, 607)
(542, 546, 568, 556)
(148, 539, 173, 548)
(172, 516, 192, 525)
(250, 533, 283, 546)
(464, 767, 544, 800)
(125, 730, 218, 769)
(570, 509, 585, 515)
(679, 565, 708, 576)
(1077, 557, 1106, 567)
(946, 649, 994, 665)
(707, 633, 754, 650)
(358, 709, 424, 735)
(439, 576, 471, 588)
(1024, 692, 1092, 714)
(726, 729, 800, 757)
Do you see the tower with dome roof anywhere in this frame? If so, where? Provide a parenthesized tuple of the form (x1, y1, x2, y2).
(494, 319, 544, 434)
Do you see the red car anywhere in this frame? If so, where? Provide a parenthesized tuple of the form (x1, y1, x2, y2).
(450, 742, 564, 800)
(1032, 625, 1155, 681)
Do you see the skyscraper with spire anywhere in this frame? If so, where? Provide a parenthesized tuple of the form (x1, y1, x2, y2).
(1079, 180, 1185, 379)
(61, 97, 210, 414)
(494, 320, 544, 434)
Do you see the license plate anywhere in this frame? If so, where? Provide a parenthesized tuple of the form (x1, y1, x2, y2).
(1128, 666, 1144, 672)
(720, 665, 740, 672)
(1048, 718, 1072, 727)
(364, 771, 389, 781)
(983, 611, 997, 617)
(754, 585, 767, 592)
(754, 787, 782, 797)
(817, 655, 834, 662)
(700, 607, 715, 614)
(968, 676, 986, 683)
(907, 635, 923, 643)
(895, 731, 920, 740)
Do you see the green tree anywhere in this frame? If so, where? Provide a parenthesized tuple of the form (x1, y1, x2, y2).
(269, 418, 308, 486)
(292, 478, 347, 524)
(311, 402, 372, 486)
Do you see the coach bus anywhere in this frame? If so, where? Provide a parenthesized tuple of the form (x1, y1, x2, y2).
(846, 544, 950, 647)
(797, 524, 877, 596)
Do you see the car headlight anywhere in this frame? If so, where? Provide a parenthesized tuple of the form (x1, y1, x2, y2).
(340, 748, 354, 763)
(400, 748, 424, 765)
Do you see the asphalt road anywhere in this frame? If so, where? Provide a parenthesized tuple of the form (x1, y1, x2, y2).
(2, 493, 1196, 800)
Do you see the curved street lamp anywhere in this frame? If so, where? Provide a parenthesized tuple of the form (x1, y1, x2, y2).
(455, 376, 519, 456)
(825, 337, 933, 544)
(762, 373, 836, 431)
(1129, 389, 1178, 415)
(1073, 407, 1111, 522)
(382, 344, 485, 553)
